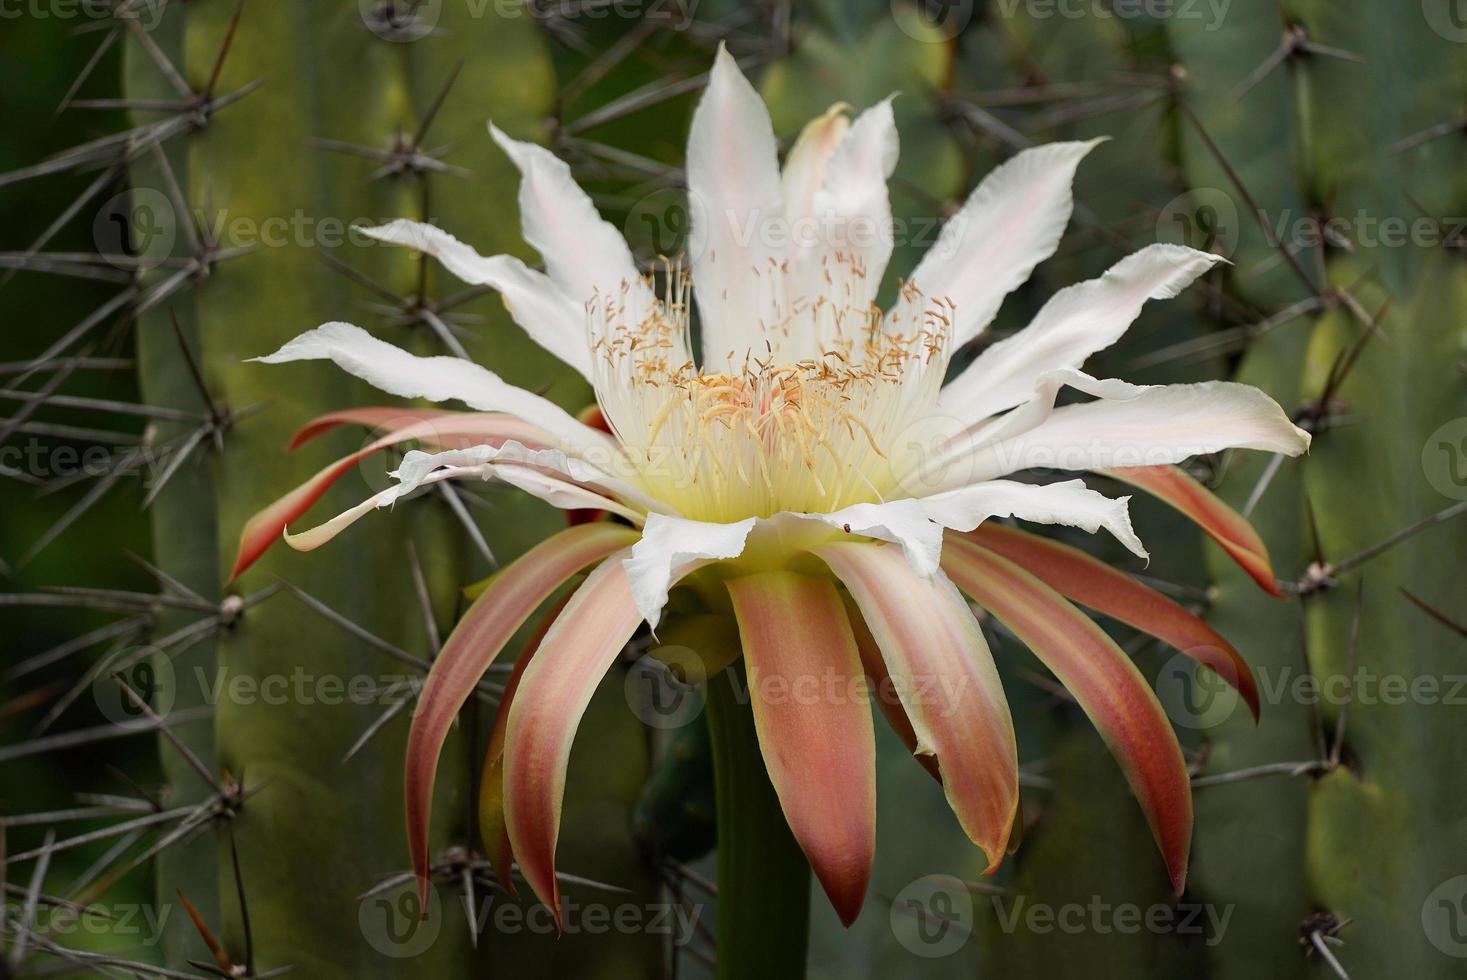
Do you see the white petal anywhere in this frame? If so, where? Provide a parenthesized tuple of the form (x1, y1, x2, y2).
(778, 98, 900, 360)
(391, 446, 499, 488)
(489, 464, 646, 525)
(687, 44, 784, 370)
(392, 441, 653, 519)
(919, 478, 1147, 561)
(254, 322, 613, 457)
(359, 220, 592, 380)
(931, 368, 1311, 488)
(782, 102, 850, 224)
(480, 440, 667, 516)
(794, 498, 944, 577)
(888, 139, 1104, 348)
(811, 96, 899, 300)
(624, 513, 757, 630)
(942, 244, 1223, 424)
(792, 477, 1143, 577)
(283, 462, 474, 552)
(488, 125, 656, 320)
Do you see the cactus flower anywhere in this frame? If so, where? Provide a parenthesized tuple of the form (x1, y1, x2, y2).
(233, 48, 1309, 926)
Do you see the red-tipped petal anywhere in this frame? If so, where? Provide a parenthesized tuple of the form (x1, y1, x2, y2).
(230, 412, 555, 581)
(944, 538, 1193, 894)
(815, 543, 1017, 872)
(725, 571, 875, 926)
(478, 590, 574, 896)
(1102, 465, 1282, 597)
(404, 524, 638, 909)
(502, 555, 646, 926)
(963, 524, 1260, 721)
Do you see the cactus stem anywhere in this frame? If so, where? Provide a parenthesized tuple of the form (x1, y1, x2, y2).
(705, 661, 811, 979)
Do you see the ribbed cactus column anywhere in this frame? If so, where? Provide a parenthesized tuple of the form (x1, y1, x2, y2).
(181, 2, 469, 975)
(1291, 3, 1467, 976)
(1168, 5, 1321, 977)
(122, 1, 667, 975)
(123, 2, 221, 965)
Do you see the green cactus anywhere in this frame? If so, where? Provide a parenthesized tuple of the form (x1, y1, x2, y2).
(123, 0, 655, 974)
(7, 2, 1467, 978)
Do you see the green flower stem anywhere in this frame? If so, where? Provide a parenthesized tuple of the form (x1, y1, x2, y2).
(704, 660, 811, 979)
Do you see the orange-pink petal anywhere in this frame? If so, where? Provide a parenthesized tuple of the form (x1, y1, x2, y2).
(814, 542, 1017, 872)
(403, 524, 638, 907)
(725, 571, 875, 926)
(477, 589, 574, 896)
(963, 523, 1259, 721)
(943, 537, 1193, 894)
(1102, 464, 1282, 597)
(501, 555, 645, 925)
(230, 411, 554, 581)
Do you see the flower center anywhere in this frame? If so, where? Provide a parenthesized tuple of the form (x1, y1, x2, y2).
(588, 260, 953, 522)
